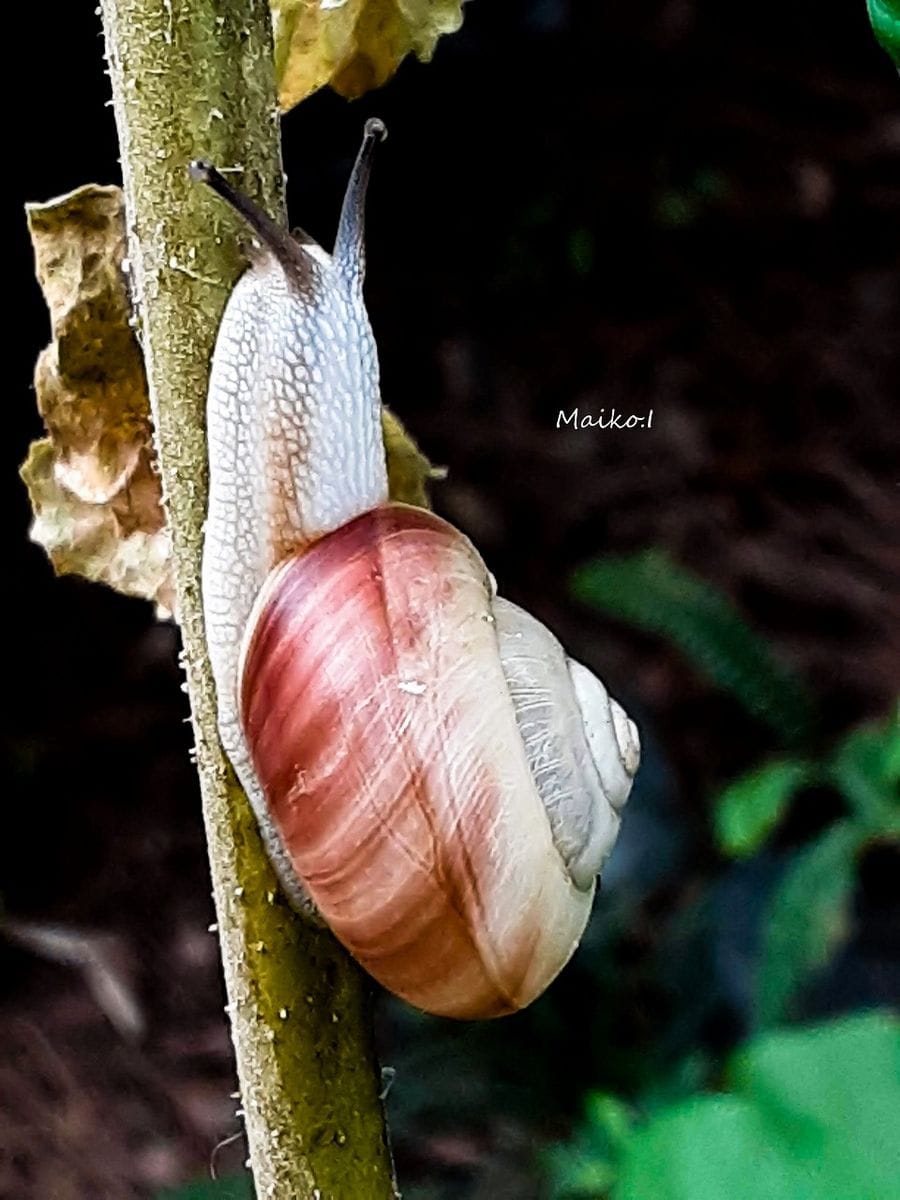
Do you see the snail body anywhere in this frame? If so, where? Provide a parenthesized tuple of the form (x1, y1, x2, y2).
(195, 123, 639, 1019)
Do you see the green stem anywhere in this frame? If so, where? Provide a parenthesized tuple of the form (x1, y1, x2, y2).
(97, 3, 396, 1196)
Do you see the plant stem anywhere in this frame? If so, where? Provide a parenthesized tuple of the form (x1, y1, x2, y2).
(98, 3, 396, 1196)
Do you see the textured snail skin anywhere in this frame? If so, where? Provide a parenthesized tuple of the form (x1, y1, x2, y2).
(239, 504, 595, 1018)
(198, 131, 388, 911)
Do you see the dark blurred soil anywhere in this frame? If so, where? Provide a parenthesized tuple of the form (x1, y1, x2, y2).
(2, 2, 898, 1197)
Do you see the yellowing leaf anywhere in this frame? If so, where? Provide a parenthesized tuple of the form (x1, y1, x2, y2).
(21, 440, 174, 616)
(382, 408, 443, 508)
(273, 0, 466, 109)
(22, 185, 175, 616)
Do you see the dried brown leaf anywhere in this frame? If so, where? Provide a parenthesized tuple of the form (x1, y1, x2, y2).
(22, 185, 174, 616)
(273, 0, 466, 108)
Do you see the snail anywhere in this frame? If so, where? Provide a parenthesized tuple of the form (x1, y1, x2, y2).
(192, 120, 640, 1020)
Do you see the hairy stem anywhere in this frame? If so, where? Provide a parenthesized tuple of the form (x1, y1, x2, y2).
(98, 2, 396, 1196)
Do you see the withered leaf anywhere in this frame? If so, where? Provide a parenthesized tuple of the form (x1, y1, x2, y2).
(22, 185, 175, 616)
(382, 408, 444, 509)
(273, 0, 466, 109)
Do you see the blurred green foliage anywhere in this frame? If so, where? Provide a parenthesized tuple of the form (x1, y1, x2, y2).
(654, 168, 729, 230)
(549, 1013, 900, 1200)
(716, 716, 898, 1028)
(572, 550, 817, 745)
(577, 551, 898, 1019)
(156, 1176, 254, 1199)
(581, 549, 898, 1028)
(868, 0, 900, 67)
(756, 820, 861, 1029)
(716, 717, 900, 859)
(561, 549, 899, 1197)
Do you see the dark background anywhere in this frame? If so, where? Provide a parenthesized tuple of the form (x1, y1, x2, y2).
(2, 1, 898, 1197)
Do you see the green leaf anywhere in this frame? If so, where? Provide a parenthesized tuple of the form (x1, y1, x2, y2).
(868, 0, 900, 69)
(616, 1095, 801, 1200)
(156, 1177, 254, 1200)
(572, 550, 815, 744)
(546, 1093, 636, 1198)
(382, 408, 442, 510)
(756, 822, 862, 1028)
(548, 1146, 618, 1199)
(584, 1092, 636, 1157)
(829, 713, 900, 835)
(729, 1013, 900, 1200)
(714, 759, 814, 858)
(614, 1014, 900, 1200)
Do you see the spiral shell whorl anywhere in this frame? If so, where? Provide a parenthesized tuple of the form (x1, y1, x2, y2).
(493, 601, 639, 889)
(568, 659, 640, 808)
